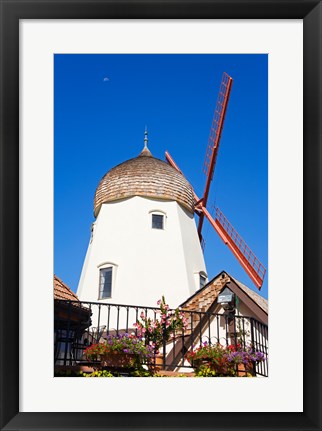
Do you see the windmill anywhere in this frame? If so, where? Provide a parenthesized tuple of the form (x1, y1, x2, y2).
(165, 72, 266, 290)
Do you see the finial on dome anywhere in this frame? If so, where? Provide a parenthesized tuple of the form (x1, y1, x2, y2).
(139, 127, 152, 157)
(144, 126, 148, 149)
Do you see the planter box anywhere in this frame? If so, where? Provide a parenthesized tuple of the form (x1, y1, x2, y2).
(100, 352, 138, 369)
(190, 359, 255, 377)
(237, 363, 254, 377)
(148, 355, 164, 372)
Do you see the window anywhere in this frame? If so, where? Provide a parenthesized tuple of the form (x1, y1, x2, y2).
(90, 222, 95, 243)
(199, 273, 207, 289)
(152, 214, 164, 230)
(99, 267, 112, 299)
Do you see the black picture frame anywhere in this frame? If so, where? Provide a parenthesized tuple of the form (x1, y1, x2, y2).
(0, 1, 321, 430)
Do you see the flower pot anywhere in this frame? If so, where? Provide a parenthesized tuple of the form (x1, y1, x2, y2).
(148, 355, 164, 372)
(237, 362, 254, 377)
(100, 352, 138, 369)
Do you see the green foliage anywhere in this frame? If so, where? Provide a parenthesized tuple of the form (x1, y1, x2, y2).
(186, 343, 236, 376)
(130, 369, 153, 377)
(186, 342, 265, 377)
(153, 373, 189, 377)
(54, 370, 84, 377)
(196, 366, 218, 377)
(83, 370, 114, 377)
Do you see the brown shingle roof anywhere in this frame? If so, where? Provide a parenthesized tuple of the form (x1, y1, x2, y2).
(94, 149, 195, 217)
(231, 277, 268, 314)
(180, 273, 230, 312)
(180, 271, 268, 316)
(54, 275, 79, 301)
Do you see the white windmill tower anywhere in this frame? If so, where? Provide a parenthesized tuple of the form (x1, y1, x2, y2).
(76, 129, 207, 310)
(77, 71, 267, 333)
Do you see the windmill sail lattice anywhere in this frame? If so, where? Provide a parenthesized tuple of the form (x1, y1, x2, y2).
(213, 208, 266, 289)
(203, 72, 232, 178)
(165, 71, 266, 290)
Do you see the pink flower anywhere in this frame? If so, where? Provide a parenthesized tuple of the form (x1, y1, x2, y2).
(157, 299, 161, 305)
(140, 311, 145, 318)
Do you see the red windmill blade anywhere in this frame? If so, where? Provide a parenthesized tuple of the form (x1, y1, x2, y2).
(165, 72, 266, 290)
(198, 72, 233, 239)
(204, 207, 266, 289)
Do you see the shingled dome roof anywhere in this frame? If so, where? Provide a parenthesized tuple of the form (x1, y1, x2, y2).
(94, 148, 195, 217)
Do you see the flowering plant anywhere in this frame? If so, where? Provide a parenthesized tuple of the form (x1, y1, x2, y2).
(186, 342, 266, 377)
(133, 296, 189, 353)
(84, 333, 155, 363)
(225, 343, 265, 365)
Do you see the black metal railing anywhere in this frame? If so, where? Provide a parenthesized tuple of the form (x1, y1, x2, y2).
(54, 299, 268, 376)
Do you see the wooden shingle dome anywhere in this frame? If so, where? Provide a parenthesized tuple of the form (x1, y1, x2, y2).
(94, 148, 195, 217)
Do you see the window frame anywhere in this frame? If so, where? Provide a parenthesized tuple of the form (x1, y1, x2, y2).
(97, 262, 118, 300)
(195, 271, 208, 290)
(199, 273, 207, 289)
(149, 210, 167, 230)
(152, 213, 164, 230)
(98, 267, 112, 300)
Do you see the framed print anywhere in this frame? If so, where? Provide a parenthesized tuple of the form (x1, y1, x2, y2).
(1, 0, 321, 430)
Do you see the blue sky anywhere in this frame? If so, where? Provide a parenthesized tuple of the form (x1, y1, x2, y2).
(54, 54, 268, 299)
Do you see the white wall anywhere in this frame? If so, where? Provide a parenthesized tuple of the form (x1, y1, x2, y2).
(77, 196, 207, 327)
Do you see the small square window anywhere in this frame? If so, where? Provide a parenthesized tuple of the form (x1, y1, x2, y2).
(99, 267, 112, 299)
(152, 214, 164, 229)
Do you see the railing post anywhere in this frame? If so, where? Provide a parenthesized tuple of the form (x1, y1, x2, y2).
(97, 303, 101, 337)
(64, 300, 72, 366)
(250, 317, 255, 347)
(116, 306, 120, 335)
(232, 314, 237, 347)
(225, 314, 229, 346)
(250, 317, 257, 376)
(162, 323, 167, 370)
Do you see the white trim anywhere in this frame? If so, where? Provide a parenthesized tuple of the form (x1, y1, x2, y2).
(97, 261, 118, 269)
(148, 209, 167, 216)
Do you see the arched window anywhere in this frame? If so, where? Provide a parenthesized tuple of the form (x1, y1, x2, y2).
(98, 268, 112, 299)
(194, 271, 208, 290)
(97, 262, 117, 300)
(90, 222, 96, 243)
(199, 273, 207, 289)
